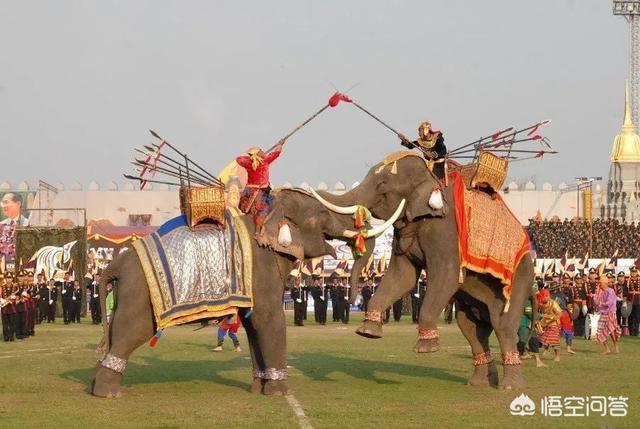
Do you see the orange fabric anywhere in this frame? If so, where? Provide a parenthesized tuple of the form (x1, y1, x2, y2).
(451, 172, 530, 301)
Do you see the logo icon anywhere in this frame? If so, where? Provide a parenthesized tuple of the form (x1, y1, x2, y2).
(510, 393, 536, 416)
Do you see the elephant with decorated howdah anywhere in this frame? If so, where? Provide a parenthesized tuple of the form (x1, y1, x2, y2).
(312, 150, 534, 390)
(90, 188, 403, 397)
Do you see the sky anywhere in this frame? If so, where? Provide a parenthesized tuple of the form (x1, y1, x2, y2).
(0, 0, 630, 188)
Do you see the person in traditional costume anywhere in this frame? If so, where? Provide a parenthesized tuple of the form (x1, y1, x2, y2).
(235, 140, 284, 237)
(212, 312, 241, 352)
(537, 288, 561, 362)
(518, 283, 546, 367)
(594, 273, 621, 354)
(560, 303, 576, 355)
(398, 121, 447, 179)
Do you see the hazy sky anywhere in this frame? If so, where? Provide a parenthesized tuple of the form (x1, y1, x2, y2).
(0, 1, 630, 188)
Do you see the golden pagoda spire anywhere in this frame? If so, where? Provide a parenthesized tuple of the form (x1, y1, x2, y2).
(611, 81, 640, 163)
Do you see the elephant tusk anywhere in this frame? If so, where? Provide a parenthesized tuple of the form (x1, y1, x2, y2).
(342, 230, 358, 238)
(341, 199, 406, 239)
(310, 188, 360, 215)
(365, 199, 405, 237)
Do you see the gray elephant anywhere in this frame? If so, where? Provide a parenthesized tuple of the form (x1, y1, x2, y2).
(312, 152, 534, 390)
(91, 188, 401, 397)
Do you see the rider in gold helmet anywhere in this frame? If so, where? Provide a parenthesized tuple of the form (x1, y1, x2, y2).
(398, 121, 447, 179)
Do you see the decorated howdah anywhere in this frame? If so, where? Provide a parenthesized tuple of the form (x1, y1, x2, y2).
(179, 185, 227, 228)
(132, 210, 253, 329)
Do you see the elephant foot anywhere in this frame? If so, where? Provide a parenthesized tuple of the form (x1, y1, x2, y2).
(90, 365, 123, 398)
(263, 380, 290, 396)
(248, 377, 265, 394)
(467, 362, 499, 388)
(355, 320, 383, 339)
(413, 338, 440, 353)
(499, 364, 526, 391)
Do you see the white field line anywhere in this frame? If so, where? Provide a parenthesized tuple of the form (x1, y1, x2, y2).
(285, 393, 314, 429)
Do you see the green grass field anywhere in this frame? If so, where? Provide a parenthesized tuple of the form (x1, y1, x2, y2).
(0, 312, 638, 429)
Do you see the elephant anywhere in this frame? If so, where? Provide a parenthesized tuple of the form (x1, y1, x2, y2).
(312, 152, 534, 390)
(90, 188, 402, 398)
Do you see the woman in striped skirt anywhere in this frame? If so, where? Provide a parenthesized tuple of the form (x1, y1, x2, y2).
(538, 289, 561, 362)
(594, 273, 621, 354)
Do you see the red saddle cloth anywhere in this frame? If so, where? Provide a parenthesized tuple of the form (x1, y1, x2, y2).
(450, 172, 530, 303)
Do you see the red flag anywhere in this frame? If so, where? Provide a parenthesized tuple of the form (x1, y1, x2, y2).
(491, 130, 503, 141)
(328, 92, 352, 107)
(535, 151, 545, 159)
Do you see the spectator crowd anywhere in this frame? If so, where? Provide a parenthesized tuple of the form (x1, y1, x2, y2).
(527, 217, 640, 258)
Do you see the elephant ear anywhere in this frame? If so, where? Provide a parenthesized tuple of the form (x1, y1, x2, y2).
(405, 180, 448, 222)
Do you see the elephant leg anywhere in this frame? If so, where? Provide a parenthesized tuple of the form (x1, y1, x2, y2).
(487, 263, 532, 391)
(356, 254, 419, 339)
(239, 309, 265, 394)
(248, 251, 290, 395)
(455, 299, 498, 388)
(92, 257, 154, 398)
(415, 262, 460, 353)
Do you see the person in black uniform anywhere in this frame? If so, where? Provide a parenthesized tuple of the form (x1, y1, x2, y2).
(411, 274, 427, 323)
(361, 278, 373, 313)
(392, 297, 403, 322)
(310, 277, 328, 325)
(70, 280, 83, 323)
(586, 268, 599, 314)
(45, 279, 58, 323)
(398, 121, 447, 179)
(338, 277, 350, 324)
(59, 272, 74, 324)
(572, 273, 587, 337)
(37, 275, 48, 324)
(330, 278, 340, 322)
(87, 273, 102, 324)
(26, 276, 38, 336)
(290, 277, 306, 327)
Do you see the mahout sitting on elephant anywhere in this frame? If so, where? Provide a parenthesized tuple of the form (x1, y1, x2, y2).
(312, 151, 534, 390)
(90, 188, 403, 398)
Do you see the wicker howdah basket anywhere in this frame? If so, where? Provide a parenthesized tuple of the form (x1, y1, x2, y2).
(179, 185, 226, 228)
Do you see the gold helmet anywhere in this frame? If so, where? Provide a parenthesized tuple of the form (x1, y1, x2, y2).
(418, 121, 432, 138)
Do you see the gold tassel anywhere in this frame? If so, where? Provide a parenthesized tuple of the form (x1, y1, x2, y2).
(503, 298, 511, 313)
(375, 164, 385, 174)
(458, 268, 464, 284)
(390, 161, 398, 175)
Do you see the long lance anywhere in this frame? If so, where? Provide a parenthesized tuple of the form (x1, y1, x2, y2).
(132, 160, 211, 187)
(123, 174, 181, 187)
(132, 158, 209, 187)
(452, 136, 552, 155)
(451, 148, 558, 157)
(450, 155, 518, 160)
(264, 91, 353, 153)
(509, 152, 557, 163)
(448, 126, 515, 155)
(349, 101, 401, 135)
(149, 130, 223, 185)
(134, 155, 211, 186)
(135, 148, 215, 185)
(449, 120, 551, 155)
(265, 104, 332, 153)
